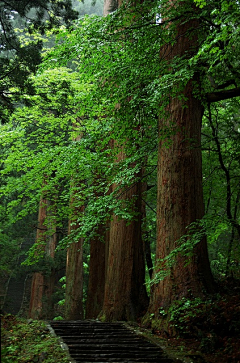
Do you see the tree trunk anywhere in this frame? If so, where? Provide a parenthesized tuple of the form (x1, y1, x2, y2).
(29, 197, 57, 319)
(101, 148, 149, 321)
(85, 182, 114, 319)
(85, 224, 106, 319)
(65, 126, 84, 320)
(29, 272, 45, 319)
(65, 223, 84, 320)
(85, 0, 118, 319)
(99, 0, 149, 322)
(85, 168, 112, 319)
(148, 8, 215, 319)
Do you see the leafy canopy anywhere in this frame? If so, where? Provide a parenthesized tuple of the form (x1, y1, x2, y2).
(0, 0, 78, 122)
(1, 0, 240, 273)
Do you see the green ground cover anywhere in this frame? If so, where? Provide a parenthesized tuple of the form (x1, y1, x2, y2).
(1, 314, 70, 363)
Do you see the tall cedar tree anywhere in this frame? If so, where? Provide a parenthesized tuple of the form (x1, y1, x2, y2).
(65, 215, 84, 320)
(93, 0, 149, 321)
(101, 146, 149, 321)
(65, 131, 84, 320)
(85, 0, 114, 320)
(148, 2, 216, 324)
(29, 195, 57, 319)
(85, 173, 111, 319)
(85, 224, 107, 318)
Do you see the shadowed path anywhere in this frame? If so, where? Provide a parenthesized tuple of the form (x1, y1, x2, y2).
(49, 320, 177, 363)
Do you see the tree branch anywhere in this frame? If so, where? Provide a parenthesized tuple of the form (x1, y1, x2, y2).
(207, 87, 240, 103)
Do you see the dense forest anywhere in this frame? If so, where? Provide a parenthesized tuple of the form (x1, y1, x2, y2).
(0, 0, 240, 361)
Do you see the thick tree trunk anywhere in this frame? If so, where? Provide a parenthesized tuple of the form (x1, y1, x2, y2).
(29, 198, 57, 319)
(65, 128, 84, 320)
(85, 176, 112, 319)
(150, 80, 214, 311)
(148, 10, 215, 318)
(86, 0, 115, 317)
(29, 273, 44, 319)
(99, 0, 149, 322)
(85, 225, 106, 319)
(65, 185, 84, 321)
(65, 183, 84, 320)
(101, 149, 149, 321)
(65, 224, 84, 320)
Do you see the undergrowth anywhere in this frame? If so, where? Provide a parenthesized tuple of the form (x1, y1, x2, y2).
(1, 314, 70, 363)
(149, 279, 240, 363)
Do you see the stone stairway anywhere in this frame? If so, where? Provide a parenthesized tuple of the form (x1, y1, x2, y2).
(49, 320, 176, 363)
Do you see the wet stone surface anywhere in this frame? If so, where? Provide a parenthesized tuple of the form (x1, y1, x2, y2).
(49, 320, 177, 363)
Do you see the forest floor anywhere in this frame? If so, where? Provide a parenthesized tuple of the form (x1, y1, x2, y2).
(1, 278, 239, 363)
(1, 315, 71, 363)
(139, 278, 240, 363)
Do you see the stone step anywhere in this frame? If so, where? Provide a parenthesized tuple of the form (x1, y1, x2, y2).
(70, 357, 174, 363)
(49, 320, 176, 363)
(54, 331, 136, 337)
(67, 342, 159, 352)
(70, 362, 169, 363)
(56, 337, 146, 342)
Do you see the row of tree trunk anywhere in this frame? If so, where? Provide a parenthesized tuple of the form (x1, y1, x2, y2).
(28, 0, 216, 325)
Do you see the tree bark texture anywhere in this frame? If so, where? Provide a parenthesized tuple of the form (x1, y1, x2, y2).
(149, 8, 215, 316)
(85, 1, 115, 320)
(101, 148, 149, 321)
(29, 197, 57, 319)
(85, 224, 106, 319)
(65, 226, 84, 320)
(65, 128, 84, 320)
(100, 0, 149, 322)
(85, 176, 113, 319)
(29, 272, 45, 319)
(65, 187, 84, 320)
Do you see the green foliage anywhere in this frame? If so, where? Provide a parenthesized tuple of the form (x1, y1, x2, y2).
(1, 314, 70, 362)
(167, 297, 207, 332)
(56, 276, 66, 310)
(202, 98, 240, 277)
(149, 220, 207, 285)
(1, 0, 240, 294)
(160, 292, 240, 356)
(194, 0, 207, 8)
(53, 315, 64, 320)
(0, 0, 78, 122)
(0, 68, 86, 246)
(210, 252, 228, 278)
(42, 0, 240, 230)
(0, 235, 20, 277)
